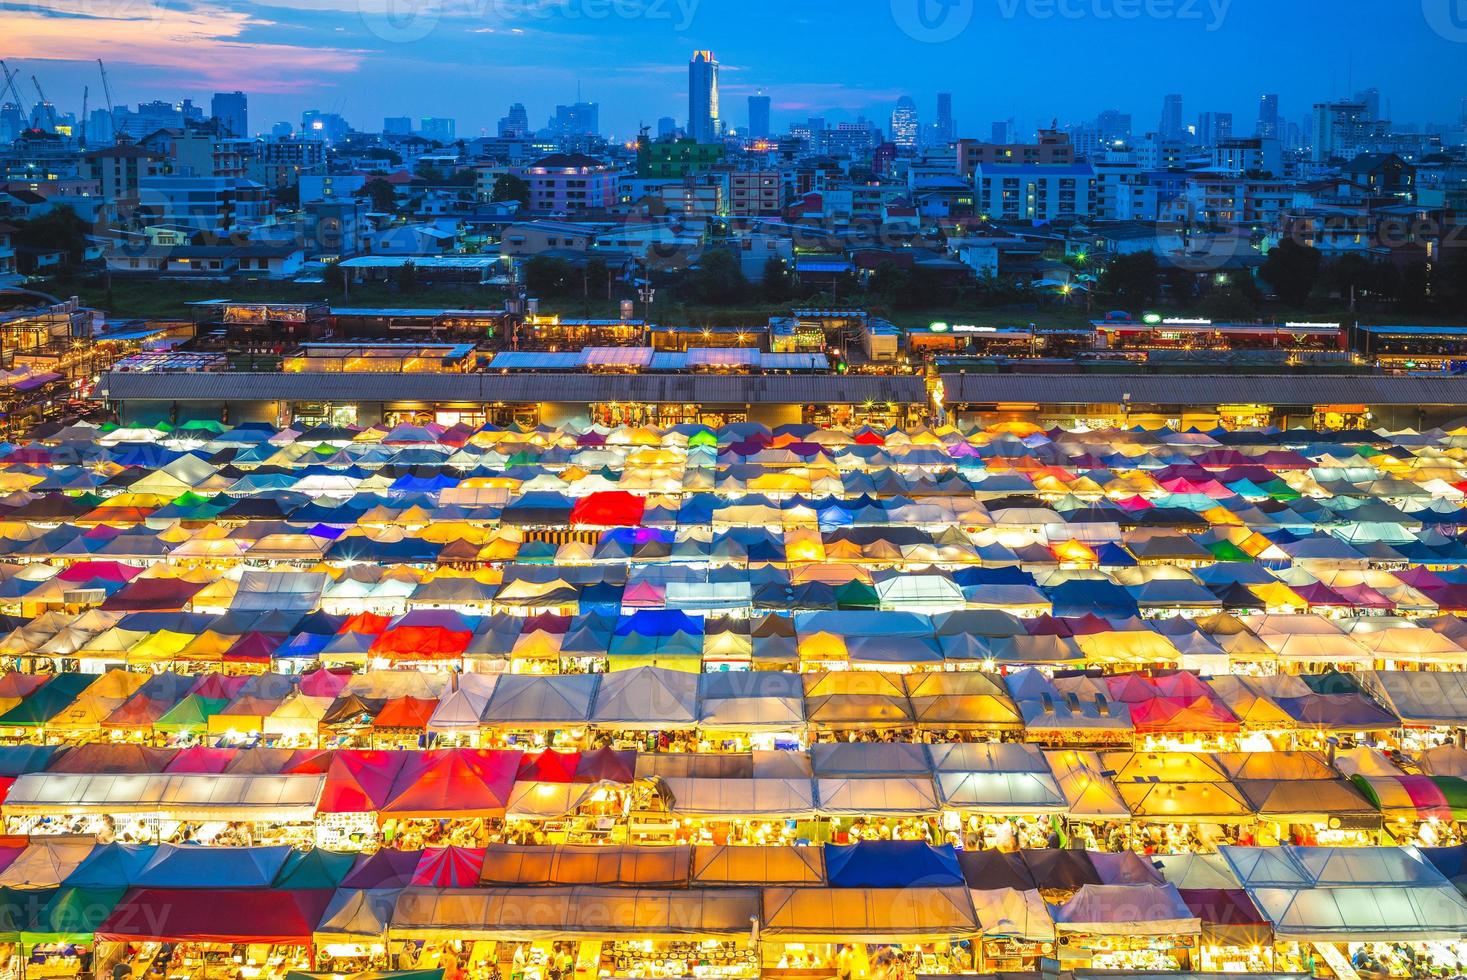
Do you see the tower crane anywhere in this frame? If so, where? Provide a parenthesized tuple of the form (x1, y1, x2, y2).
(80, 85, 89, 148)
(0, 62, 29, 124)
(31, 75, 58, 131)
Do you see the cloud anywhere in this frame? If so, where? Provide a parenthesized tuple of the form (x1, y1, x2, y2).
(5, 0, 362, 92)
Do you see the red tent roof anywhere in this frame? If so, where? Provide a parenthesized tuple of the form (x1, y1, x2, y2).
(382, 748, 521, 818)
(570, 491, 646, 527)
(411, 846, 487, 887)
(165, 746, 238, 773)
(575, 747, 637, 784)
(98, 578, 205, 612)
(289, 749, 409, 813)
(370, 626, 472, 660)
(372, 696, 438, 730)
(516, 749, 581, 783)
(339, 612, 391, 635)
(98, 888, 333, 944)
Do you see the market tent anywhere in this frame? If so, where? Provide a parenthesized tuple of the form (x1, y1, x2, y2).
(387, 886, 758, 941)
(0, 842, 95, 889)
(824, 842, 963, 888)
(20, 885, 125, 946)
(588, 666, 698, 729)
(96, 888, 334, 943)
(903, 671, 1022, 731)
(381, 749, 521, 818)
(313, 887, 402, 942)
(479, 845, 690, 888)
(1044, 750, 1130, 821)
(1358, 670, 1467, 727)
(274, 848, 357, 890)
(690, 846, 825, 886)
(1178, 888, 1272, 948)
(61, 843, 156, 889)
(969, 887, 1055, 941)
(815, 776, 938, 816)
(661, 777, 817, 819)
(482, 674, 598, 728)
(927, 742, 1065, 814)
(957, 851, 1035, 892)
(3, 773, 325, 824)
(696, 671, 804, 730)
(1051, 883, 1200, 936)
(760, 886, 978, 942)
(133, 844, 292, 888)
(802, 672, 913, 730)
(340, 849, 422, 890)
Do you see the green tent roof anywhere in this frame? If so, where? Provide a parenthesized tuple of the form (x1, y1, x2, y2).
(22, 887, 125, 947)
(152, 694, 229, 733)
(0, 674, 98, 728)
(273, 848, 356, 890)
(834, 580, 880, 609)
(1204, 540, 1254, 562)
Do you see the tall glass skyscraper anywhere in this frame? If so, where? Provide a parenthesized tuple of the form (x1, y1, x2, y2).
(688, 51, 720, 142)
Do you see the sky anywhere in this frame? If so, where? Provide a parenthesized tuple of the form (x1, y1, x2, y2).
(5, 0, 1467, 139)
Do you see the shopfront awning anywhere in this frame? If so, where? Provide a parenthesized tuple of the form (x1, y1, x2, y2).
(97, 887, 334, 944)
(387, 886, 758, 941)
(3, 773, 325, 823)
(759, 886, 978, 943)
(690, 846, 825, 887)
(662, 777, 817, 819)
(1051, 883, 1200, 937)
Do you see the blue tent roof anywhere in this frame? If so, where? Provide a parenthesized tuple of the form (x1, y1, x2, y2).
(823, 841, 964, 888)
(132, 844, 293, 889)
(64, 843, 157, 889)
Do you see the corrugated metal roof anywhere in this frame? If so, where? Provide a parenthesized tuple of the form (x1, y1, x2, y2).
(940, 373, 1467, 407)
(101, 372, 927, 405)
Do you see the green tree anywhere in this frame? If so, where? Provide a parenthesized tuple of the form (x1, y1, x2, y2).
(395, 260, 419, 293)
(360, 178, 398, 214)
(324, 261, 346, 292)
(13, 206, 92, 267)
(491, 173, 531, 208)
(522, 255, 575, 297)
(1260, 237, 1322, 308)
(582, 256, 611, 297)
(1098, 252, 1161, 308)
(868, 261, 912, 305)
(682, 247, 747, 305)
(761, 255, 793, 302)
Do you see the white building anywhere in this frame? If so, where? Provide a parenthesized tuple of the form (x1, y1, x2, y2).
(974, 163, 1097, 221)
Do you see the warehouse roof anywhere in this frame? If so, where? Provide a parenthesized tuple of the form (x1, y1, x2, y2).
(939, 374, 1467, 407)
(99, 371, 927, 405)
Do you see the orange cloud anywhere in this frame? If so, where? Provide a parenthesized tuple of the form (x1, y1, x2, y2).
(5, 3, 362, 92)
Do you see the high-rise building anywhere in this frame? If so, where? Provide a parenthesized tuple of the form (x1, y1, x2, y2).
(1312, 100, 1372, 161)
(210, 91, 248, 138)
(657, 116, 678, 140)
(933, 92, 954, 145)
(420, 117, 456, 141)
(890, 96, 919, 149)
(1257, 94, 1280, 139)
(688, 50, 720, 143)
(1159, 94, 1185, 141)
(1095, 110, 1131, 145)
(383, 116, 413, 136)
(271, 121, 293, 139)
(1355, 88, 1382, 121)
(748, 93, 771, 141)
(498, 104, 530, 138)
(1197, 111, 1233, 147)
(301, 110, 349, 143)
(990, 119, 1016, 145)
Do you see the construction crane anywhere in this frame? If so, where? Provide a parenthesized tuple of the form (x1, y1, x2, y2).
(80, 85, 88, 148)
(97, 59, 115, 114)
(0, 61, 29, 124)
(30, 75, 58, 131)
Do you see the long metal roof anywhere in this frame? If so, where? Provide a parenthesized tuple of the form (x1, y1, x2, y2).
(939, 373, 1467, 407)
(100, 371, 927, 405)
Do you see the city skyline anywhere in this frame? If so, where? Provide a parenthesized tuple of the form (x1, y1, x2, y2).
(5, 0, 1467, 139)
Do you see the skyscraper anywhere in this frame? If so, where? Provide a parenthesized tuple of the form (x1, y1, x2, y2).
(933, 92, 954, 144)
(1312, 100, 1372, 162)
(1159, 94, 1184, 141)
(1197, 111, 1233, 146)
(688, 50, 720, 143)
(748, 93, 771, 141)
(1095, 109, 1131, 145)
(1355, 88, 1382, 121)
(1257, 94, 1280, 139)
(498, 103, 530, 138)
(420, 117, 456, 141)
(383, 116, 412, 136)
(210, 91, 248, 138)
(657, 116, 678, 140)
(890, 96, 919, 149)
